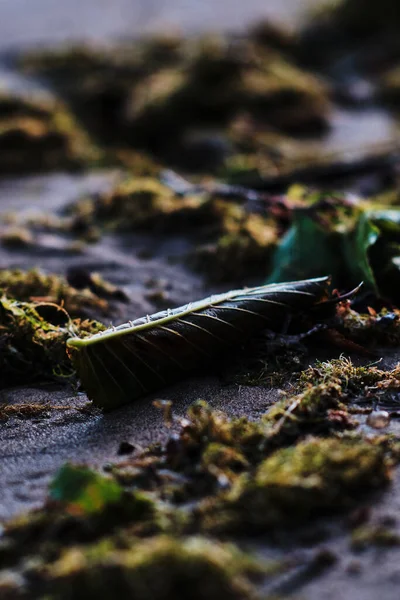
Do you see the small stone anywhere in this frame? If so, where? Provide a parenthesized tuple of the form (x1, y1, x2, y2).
(366, 410, 390, 429)
(117, 441, 135, 456)
(346, 560, 362, 575)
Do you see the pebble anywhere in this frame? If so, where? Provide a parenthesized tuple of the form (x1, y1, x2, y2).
(366, 410, 390, 429)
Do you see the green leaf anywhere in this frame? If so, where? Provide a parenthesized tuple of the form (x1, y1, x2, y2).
(267, 207, 379, 292)
(49, 464, 123, 514)
(368, 208, 400, 232)
(341, 210, 380, 291)
(366, 208, 400, 302)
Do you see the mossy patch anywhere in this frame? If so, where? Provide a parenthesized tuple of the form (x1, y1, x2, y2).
(225, 436, 391, 530)
(300, 357, 400, 397)
(0, 88, 99, 174)
(18, 31, 331, 175)
(193, 201, 278, 281)
(42, 536, 264, 600)
(0, 268, 118, 319)
(0, 295, 104, 386)
(65, 176, 279, 281)
(336, 301, 400, 347)
(69, 177, 207, 232)
(350, 524, 400, 551)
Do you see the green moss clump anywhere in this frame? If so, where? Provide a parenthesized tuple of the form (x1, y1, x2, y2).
(1, 477, 160, 571)
(69, 177, 209, 232)
(68, 178, 277, 281)
(336, 301, 400, 347)
(300, 358, 400, 397)
(201, 443, 250, 480)
(44, 536, 263, 600)
(351, 524, 400, 551)
(0, 226, 35, 248)
(19, 44, 149, 148)
(0, 268, 116, 318)
(0, 296, 104, 386)
(227, 436, 391, 529)
(0, 88, 99, 174)
(167, 401, 269, 469)
(260, 365, 360, 446)
(193, 202, 278, 281)
(19, 31, 331, 175)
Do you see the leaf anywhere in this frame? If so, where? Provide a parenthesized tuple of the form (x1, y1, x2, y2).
(49, 464, 123, 515)
(267, 207, 379, 292)
(341, 210, 380, 291)
(368, 208, 400, 232)
(366, 209, 400, 303)
(67, 277, 330, 410)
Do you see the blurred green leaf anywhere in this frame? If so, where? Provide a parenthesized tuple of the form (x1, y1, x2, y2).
(49, 463, 123, 515)
(367, 208, 400, 302)
(267, 207, 379, 292)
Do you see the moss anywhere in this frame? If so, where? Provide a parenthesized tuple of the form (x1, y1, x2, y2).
(0, 226, 35, 248)
(259, 366, 360, 447)
(0, 295, 104, 386)
(351, 524, 400, 551)
(300, 357, 400, 395)
(0, 403, 69, 422)
(69, 177, 207, 233)
(336, 301, 400, 347)
(0, 268, 121, 318)
(193, 203, 278, 281)
(1, 481, 160, 572)
(167, 401, 269, 468)
(67, 178, 277, 282)
(226, 436, 391, 530)
(18, 31, 331, 174)
(240, 57, 330, 135)
(201, 443, 250, 480)
(44, 536, 264, 600)
(0, 88, 99, 174)
(378, 66, 400, 109)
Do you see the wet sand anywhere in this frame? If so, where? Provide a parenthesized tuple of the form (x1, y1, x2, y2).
(0, 0, 320, 50)
(1, 3, 400, 599)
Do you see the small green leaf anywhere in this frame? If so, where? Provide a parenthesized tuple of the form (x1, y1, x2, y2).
(49, 464, 123, 514)
(267, 207, 379, 292)
(341, 210, 380, 291)
(368, 208, 400, 231)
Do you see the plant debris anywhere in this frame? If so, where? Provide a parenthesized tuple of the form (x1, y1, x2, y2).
(37, 536, 265, 600)
(67, 277, 334, 410)
(0, 295, 104, 386)
(266, 188, 400, 300)
(19, 33, 331, 174)
(223, 436, 391, 531)
(2, 12, 400, 600)
(0, 86, 99, 174)
(0, 268, 121, 318)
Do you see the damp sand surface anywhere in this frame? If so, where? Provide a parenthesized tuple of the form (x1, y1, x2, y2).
(1, 3, 400, 600)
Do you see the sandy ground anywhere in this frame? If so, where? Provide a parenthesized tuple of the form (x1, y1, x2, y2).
(1, 175, 400, 600)
(0, 0, 322, 50)
(1, 3, 400, 599)
(0, 170, 275, 520)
